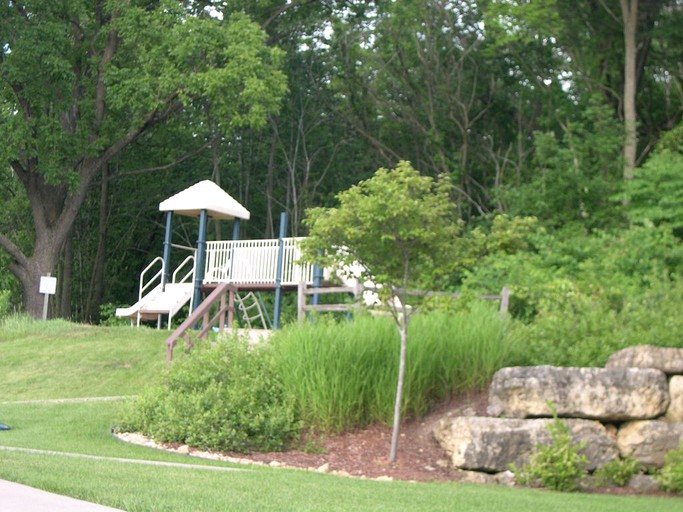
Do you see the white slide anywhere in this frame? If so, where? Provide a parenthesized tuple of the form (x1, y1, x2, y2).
(115, 283, 193, 324)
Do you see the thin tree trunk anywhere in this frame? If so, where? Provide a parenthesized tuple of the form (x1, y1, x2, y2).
(621, 0, 639, 181)
(211, 136, 222, 241)
(265, 127, 277, 238)
(389, 310, 408, 463)
(86, 166, 109, 321)
(58, 228, 73, 318)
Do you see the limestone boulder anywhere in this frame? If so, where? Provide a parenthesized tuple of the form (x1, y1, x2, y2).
(617, 420, 683, 467)
(627, 474, 661, 493)
(667, 376, 683, 422)
(434, 416, 618, 473)
(606, 345, 683, 374)
(487, 366, 669, 421)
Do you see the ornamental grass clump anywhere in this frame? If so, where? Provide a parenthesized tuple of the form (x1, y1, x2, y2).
(272, 302, 515, 433)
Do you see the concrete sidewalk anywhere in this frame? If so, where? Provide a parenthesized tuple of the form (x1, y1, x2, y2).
(0, 479, 125, 511)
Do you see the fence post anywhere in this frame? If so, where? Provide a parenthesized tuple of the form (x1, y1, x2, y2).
(499, 287, 510, 315)
(297, 280, 306, 322)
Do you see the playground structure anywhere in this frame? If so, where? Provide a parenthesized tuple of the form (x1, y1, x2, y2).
(116, 180, 511, 362)
(116, 181, 314, 329)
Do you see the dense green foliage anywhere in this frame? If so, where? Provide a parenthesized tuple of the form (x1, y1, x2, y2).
(0, 289, 10, 318)
(513, 411, 588, 492)
(626, 125, 683, 236)
(658, 442, 683, 494)
(117, 335, 299, 452)
(460, 221, 683, 367)
(1, 1, 682, 323)
(302, 161, 461, 296)
(118, 304, 515, 441)
(593, 458, 643, 488)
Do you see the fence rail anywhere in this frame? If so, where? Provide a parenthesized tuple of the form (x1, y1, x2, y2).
(297, 283, 510, 321)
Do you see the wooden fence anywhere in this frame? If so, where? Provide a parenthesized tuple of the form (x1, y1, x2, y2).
(297, 282, 510, 321)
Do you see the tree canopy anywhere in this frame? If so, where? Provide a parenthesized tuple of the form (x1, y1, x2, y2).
(0, 0, 682, 320)
(0, 0, 286, 315)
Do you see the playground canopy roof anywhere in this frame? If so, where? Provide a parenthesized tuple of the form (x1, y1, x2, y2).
(159, 180, 251, 221)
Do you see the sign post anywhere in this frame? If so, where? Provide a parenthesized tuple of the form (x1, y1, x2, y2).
(39, 273, 57, 321)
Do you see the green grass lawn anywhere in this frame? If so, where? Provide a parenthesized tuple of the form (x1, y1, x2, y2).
(0, 316, 167, 400)
(1, 317, 682, 511)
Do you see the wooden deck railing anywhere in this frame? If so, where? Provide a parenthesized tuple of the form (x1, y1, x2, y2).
(165, 282, 236, 363)
(204, 237, 313, 285)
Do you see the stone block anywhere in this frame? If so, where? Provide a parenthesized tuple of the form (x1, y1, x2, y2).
(487, 366, 669, 421)
(606, 345, 683, 374)
(617, 420, 683, 467)
(666, 376, 683, 422)
(434, 416, 618, 473)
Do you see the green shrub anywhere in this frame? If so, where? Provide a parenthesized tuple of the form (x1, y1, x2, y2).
(657, 441, 683, 493)
(512, 409, 588, 492)
(116, 334, 299, 453)
(461, 221, 683, 367)
(513, 278, 683, 367)
(0, 290, 11, 319)
(98, 303, 129, 326)
(593, 457, 642, 487)
(272, 303, 517, 432)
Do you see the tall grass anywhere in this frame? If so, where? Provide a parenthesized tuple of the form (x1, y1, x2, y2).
(272, 302, 517, 432)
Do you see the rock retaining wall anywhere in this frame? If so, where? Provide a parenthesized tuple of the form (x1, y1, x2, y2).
(434, 345, 683, 481)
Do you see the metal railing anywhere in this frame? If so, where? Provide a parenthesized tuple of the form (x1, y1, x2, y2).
(137, 257, 165, 327)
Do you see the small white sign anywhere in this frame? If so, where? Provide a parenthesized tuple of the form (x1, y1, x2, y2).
(39, 276, 57, 295)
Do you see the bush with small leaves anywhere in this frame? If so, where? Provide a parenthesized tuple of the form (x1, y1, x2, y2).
(657, 441, 683, 493)
(512, 407, 588, 492)
(593, 457, 642, 487)
(116, 334, 299, 453)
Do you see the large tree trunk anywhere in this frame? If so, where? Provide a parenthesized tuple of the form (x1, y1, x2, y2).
(621, 0, 639, 181)
(3, 159, 104, 318)
(17, 237, 64, 319)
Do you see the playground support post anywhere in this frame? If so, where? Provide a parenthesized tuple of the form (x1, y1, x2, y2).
(312, 264, 323, 306)
(162, 212, 173, 288)
(232, 218, 241, 241)
(273, 212, 288, 329)
(192, 209, 208, 313)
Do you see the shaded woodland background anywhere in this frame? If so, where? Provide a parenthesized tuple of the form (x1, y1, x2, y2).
(1, 0, 682, 323)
